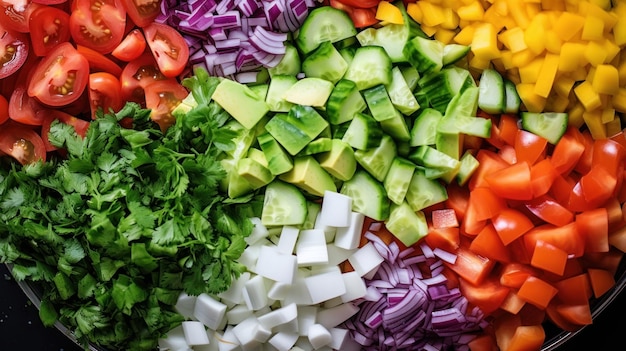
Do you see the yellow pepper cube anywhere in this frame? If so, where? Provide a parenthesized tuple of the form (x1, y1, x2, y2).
(499, 50, 515, 70)
(574, 80, 602, 110)
(523, 13, 548, 55)
(601, 39, 621, 65)
(542, 0, 566, 11)
(614, 5, 626, 47)
(605, 117, 622, 137)
(471, 22, 501, 60)
(517, 82, 547, 112)
(457, 1, 484, 21)
(506, 0, 530, 28)
(553, 12, 585, 41)
(406, 2, 423, 23)
(435, 28, 457, 44)
(580, 1, 618, 30)
(592, 64, 619, 95)
(544, 30, 563, 54)
(512, 49, 537, 68)
(611, 88, 626, 113)
(519, 57, 544, 83)
(582, 108, 607, 139)
(553, 74, 576, 98)
(534, 53, 560, 98)
(581, 15, 605, 41)
(584, 41, 607, 66)
(567, 101, 586, 129)
(376, 1, 404, 24)
(544, 92, 570, 112)
(454, 25, 475, 46)
(440, 7, 459, 30)
(558, 42, 586, 72)
(418, 1, 446, 27)
(499, 27, 527, 53)
(601, 106, 616, 124)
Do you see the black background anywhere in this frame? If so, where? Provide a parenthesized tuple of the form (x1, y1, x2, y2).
(1, 263, 624, 350)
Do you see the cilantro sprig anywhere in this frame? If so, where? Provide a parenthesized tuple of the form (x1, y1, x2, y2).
(0, 69, 261, 351)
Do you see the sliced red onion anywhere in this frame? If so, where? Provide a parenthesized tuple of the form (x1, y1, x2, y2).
(342, 237, 488, 350)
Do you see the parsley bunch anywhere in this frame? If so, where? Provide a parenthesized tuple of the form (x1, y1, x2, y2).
(0, 69, 261, 350)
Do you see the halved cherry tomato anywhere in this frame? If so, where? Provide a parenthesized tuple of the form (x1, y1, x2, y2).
(76, 45, 123, 77)
(9, 85, 46, 125)
(143, 22, 189, 78)
(331, 0, 381, 8)
(120, 0, 160, 28)
(28, 42, 90, 107)
(69, 0, 126, 54)
(120, 52, 167, 103)
(0, 26, 29, 79)
(0, 93, 9, 125)
(40, 109, 90, 151)
(111, 28, 147, 62)
(0, 121, 47, 164)
(144, 79, 188, 132)
(0, 1, 42, 32)
(88, 72, 122, 119)
(28, 5, 71, 56)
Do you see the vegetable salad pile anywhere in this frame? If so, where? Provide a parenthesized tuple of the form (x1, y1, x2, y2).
(1, 0, 626, 351)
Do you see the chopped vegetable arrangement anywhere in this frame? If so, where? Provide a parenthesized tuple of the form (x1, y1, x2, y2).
(1, 0, 626, 351)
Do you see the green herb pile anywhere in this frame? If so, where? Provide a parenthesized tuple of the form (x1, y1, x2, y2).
(0, 69, 261, 350)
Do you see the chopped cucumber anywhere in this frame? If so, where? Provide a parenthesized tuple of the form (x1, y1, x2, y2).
(442, 43, 471, 66)
(340, 170, 390, 221)
(269, 42, 301, 77)
(363, 84, 397, 122)
(265, 106, 329, 155)
(354, 134, 397, 182)
(302, 41, 349, 84)
(326, 79, 367, 125)
(521, 112, 568, 144)
(296, 6, 357, 55)
(261, 180, 308, 226)
(257, 132, 294, 175)
(478, 68, 505, 114)
(385, 201, 428, 246)
(405, 170, 448, 212)
(342, 113, 383, 150)
(343, 46, 393, 91)
(403, 35, 444, 74)
(384, 157, 416, 205)
(386, 66, 420, 115)
(504, 78, 522, 114)
(265, 75, 297, 112)
(419, 66, 476, 114)
(410, 108, 442, 147)
(380, 110, 411, 142)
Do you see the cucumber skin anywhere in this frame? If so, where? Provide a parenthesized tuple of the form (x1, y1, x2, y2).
(296, 7, 357, 55)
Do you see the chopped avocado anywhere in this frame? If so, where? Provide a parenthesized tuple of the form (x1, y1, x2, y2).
(264, 105, 329, 155)
(211, 79, 270, 130)
(279, 156, 337, 197)
(237, 158, 275, 189)
(282, 77, 335, 107)
(317, 139, 356, 181)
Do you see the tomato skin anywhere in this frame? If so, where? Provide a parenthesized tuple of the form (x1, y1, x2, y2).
(9, 85, 47, 125)
(143, 22, 190, 78)
(40, 109, 90, 151)
(514, 129, 547, 166)
(120, 0, 159, 28)
(0, 93, 9, 125)
(27, 42, 90, 107)
(332, 0, 381, 8)
(524, 194, 574, 227)
(69, 0, 126, 54)
(144, 79, 188, 132)
(0, 121, 47, 164)
(28, 5, 71, 56)
(0, 1, 42, 32)
(76, 45, 123, 77)
(0, 26, 29, 79)
(485, 161, 534, 200)
(111, 28, 147, 62)
(120, 52, 167, 103)
(88, 72, 122, 119)
(458, 275, 510, 315)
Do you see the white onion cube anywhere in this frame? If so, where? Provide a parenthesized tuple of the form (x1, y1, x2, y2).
(216, 326, 240, 351)
(326, 243, 356, 266)
(245, 217, 270, 245)
(340, 271, 367, 302)
(158, 325, 187, 350)
(333, 212, 365, 250)
(174, 292, 197, 319)
(304, 268, 346, 304)
(243, 274, 270, 310)
(193, 293, 227, 330)
(268, 281, 290, 301)
(328, 327, 351, 350)
(348, 242, 384, 276)
(218, 272, 250, 305)
(307, 323, 332, 349)
(319, 191, 352, 227)
(316, 303, 360, 328)
(226, 304, 253, 325)
(269, 331, 299, 351)
(277, 225, 300, 254)
(182, 321, 210, 346)
(296, 229, 328, 266)
(231, 316, 271, 350)
(255, 245, 297, 284)
(257, 302, 298, 330)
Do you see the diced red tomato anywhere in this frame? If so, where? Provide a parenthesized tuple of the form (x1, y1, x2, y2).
(517, 276, 558, 309)
(524, 194, 574, 227)
(469, 224, 511, 263)
(485, 161, 534, 200)
(445, 243, 496, 286)
(458, 275, 510, 315)
(69, 0, 127, 54)
(88, 72, 123, 120)
(143, 22, 189, 78)
(514, 129, 547, 166)
(550, 126, 585, 175)
(143, 79, 189, 132)
(120, 0, 160, 28)
(0, 121, 47, 164)
(499, 263, 538, 289)
(111, 29, 147, 62)
(0, 94, 8, 125)
(492, 208, 534, 245)
(28, 5, 71, 57)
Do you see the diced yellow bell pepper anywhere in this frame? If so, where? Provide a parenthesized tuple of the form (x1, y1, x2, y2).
(567, 101, 586, 129)
(471, 22, 501, 60)
(376, 1, 404, 25)
(435, 28, 457, 44)
(544, 92, 570, 112)
(581, 15, 605, 41)
(553, 74, 576, 98)
(511, 49, 537, 68)
(601, 106, 616, 124)
(517, 82, 547, 112)
(553, 12, 585, 41)
(611, 88, 626, 113)
(498, 27, 527, 53)
(613, 3, 626, 46)
(558, 42, 585, 72)
(591, 64, 619, 95)
(534, 53, 560, 98)
(440, 7, 460, 29)
(506, 0, 530, 28)
(574, 80, 602, 110)
(605, 117, 622, 137)
(418, 1, 446, 27)
(584, 40, 607, 66)
(542, 0, 566, 11)
(523, 13, 548, 55)
(406, 2, 423, 23)
(601, 38, 621, 65)
(544, 30, 563, 54)
(582, 108, 607, 139)
(518, 57, 544, 83)
(453, 25, 475, 46)
(457, 1, 484, 21)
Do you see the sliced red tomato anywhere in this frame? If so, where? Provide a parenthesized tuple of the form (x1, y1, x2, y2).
(445, 243, 497, 286)
(0, 121, 47, 164)
(88, 72, 122, 119)
(144, 79, 188, 132)
(143, 22, 189, 78)
(120, 0, 159, 28)
(120, 52, 167, 103)
(0, 93, 9, 125)
(9, 85, 47, 125)
(499, 262, 538, 289)
(111, 28, 147, 62)
(76, 45, 123, 77)
(469, 224, 511, 263)
(28, 5, 71, 56)
(27, 42, 90, 107)
(550, 126, 585, 176)
(0, 1, 42, 32)
(331, 0, 381, 8)
(40, 109, 90, 151)
(0, 26, 29, 79)
(523, 222, 584, 258)
(553, 273, 592, 305)
(69, 0, 126, 54)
